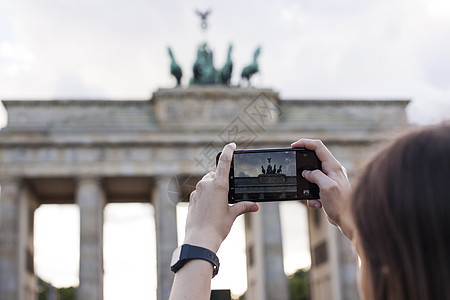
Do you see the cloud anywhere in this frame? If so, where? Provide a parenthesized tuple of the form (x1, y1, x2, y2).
(238, 171, 250, 177)
(417, 26, 450, 90)
(54, 72, 107, 99)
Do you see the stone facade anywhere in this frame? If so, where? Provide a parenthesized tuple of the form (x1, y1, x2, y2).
(0, 87, 409, 300)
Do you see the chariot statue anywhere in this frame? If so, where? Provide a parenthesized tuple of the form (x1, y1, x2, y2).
(167, 9, 261, 87)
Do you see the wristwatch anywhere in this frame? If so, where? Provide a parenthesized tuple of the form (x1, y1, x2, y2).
(170, 244, 220, 278)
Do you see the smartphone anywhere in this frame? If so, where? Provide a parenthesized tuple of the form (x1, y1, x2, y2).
(216, 148, 321, 203)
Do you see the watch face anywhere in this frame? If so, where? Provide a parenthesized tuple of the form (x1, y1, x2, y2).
(171, 246, 182, 267)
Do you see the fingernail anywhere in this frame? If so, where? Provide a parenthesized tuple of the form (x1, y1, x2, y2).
(251, 204, 259, 212)
(230, 142, 236, 148)
(314, 203, 321, 209)
(302, 170, 310, 178)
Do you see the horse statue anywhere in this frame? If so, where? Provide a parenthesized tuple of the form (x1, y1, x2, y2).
(168, 47, 182, 86)
(216, 44, 233, 85)
(240, 47, 261, 86)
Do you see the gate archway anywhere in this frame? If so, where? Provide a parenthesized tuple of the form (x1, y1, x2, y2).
(0, 87, 409, 300)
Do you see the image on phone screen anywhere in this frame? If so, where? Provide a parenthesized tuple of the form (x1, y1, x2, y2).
(219, 148, 321, 203)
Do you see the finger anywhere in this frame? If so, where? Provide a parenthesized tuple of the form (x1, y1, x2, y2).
(307, 199, 322, 209)
(196, 172, 214, 190)
(189, 190, 196, 202)
(302, 169, 338, 192)
(215, 143, 236, 190)
(229, 201, 259, 219)
(201, 171, 215, 181)
(291, 139, 341, 171)
(341, 166, 349, 180)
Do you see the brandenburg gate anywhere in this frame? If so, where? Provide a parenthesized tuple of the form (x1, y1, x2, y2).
(0, 87, 409, 299)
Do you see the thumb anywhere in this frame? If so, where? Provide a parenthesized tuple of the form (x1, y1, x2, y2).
(230, 201, 259, 219)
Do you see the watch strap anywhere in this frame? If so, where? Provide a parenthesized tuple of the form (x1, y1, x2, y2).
(171, 244, 220, 278)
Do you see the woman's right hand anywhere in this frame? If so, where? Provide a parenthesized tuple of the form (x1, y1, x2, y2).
(291, 139, 354, 239)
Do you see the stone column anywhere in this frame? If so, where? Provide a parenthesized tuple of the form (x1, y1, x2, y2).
(338, 233, 359, 300)
(153, 176, 178, 300)
(308, 206, 356, 300)
(0, 178, 38, 300)
(76, 178, 105, 300)
(21, 186, 39, 300)
(245, 202, 289, 300)
(0, 178, 22, 300)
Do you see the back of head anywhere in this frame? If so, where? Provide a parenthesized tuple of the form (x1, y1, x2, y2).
(352, 123, 450, 300)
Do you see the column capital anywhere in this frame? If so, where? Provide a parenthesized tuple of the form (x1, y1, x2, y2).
(152, 175, 182, 207)
(75, 176, 102, 184)
(75, 176, 105, 208)
(0, 176, 22, 186)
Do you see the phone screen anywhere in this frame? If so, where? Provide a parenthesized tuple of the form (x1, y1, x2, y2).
(217, 148, 321, 203)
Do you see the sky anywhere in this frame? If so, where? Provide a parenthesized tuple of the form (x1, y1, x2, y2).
(1, 0, 450, 123)
(1, 0, 450, 298)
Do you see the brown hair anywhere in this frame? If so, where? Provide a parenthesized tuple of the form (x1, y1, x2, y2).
(351, 123, 450, 300)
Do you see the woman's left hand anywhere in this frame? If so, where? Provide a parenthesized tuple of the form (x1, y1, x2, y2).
(183, 142, 259, 253)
